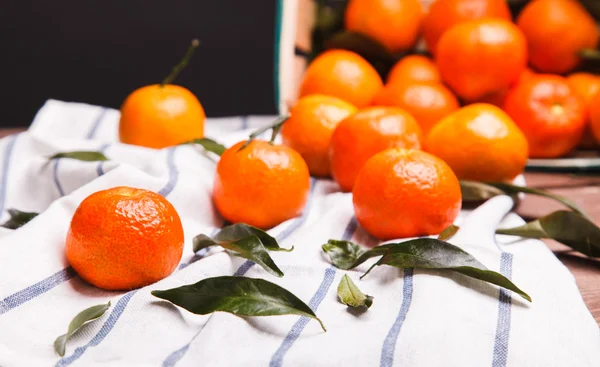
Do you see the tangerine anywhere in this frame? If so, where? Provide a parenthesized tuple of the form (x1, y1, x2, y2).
(330, 107, 422, 192)
(567, 72, 600, 147)
(120, 85, 205, 149)
(436, 19, 527, 101)
(66, 187, 184, 291)
(466, 68, 536, 108)
(517, 0, 599, 74)
(422, 0, 511, 55)
(353, 148, 461, 240)
(504, 74, 586, 158)
(425, 103, 528, 181)
(299, 50, 383, 108)
(386, 55, 441, 86)
(119, 40, 205, 149)
(213, 140, 310, 229)
(345, 0, 422, 52)
(281, 95, 357, 177)
(373, 81, 459, 134)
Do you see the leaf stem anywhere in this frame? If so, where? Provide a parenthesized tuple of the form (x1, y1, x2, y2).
(238, 115, 290, 151)
(161, 39, 200, 87)
(316, 317, 327, 332)
(360, 262, 379, 279)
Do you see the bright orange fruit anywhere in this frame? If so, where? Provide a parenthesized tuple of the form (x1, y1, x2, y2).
(66, 187, 184, 290)
(353, 148, 461, 240)
(345, 0, 422, 52)
(436, 19, 527, 101)
(422, 0, 511, 55)
(517, 0, 599, 74)
(504, 74, 586, 158)
(467, 68, 537, 108)
(566, 73, 600, 106)
(567, 73, 600, 147)
(299, 50, 383, 108)
(425, 104, 528, 181)
(373, 82, 459, 134)
(213, 140, 310, 229)
(281, 95, 357, 177)
(119, 85, 205, 149)
(386, 55, 441, 86)
(330, 107, 422, 192)
(120, 40, 205, 149)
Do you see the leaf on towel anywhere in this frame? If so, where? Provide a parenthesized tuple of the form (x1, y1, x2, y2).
(438, 224, 459, 241)
(193, 224, 292, 278)
(337, 274, 373, 309)
(460, 180, 587, 217)
(48, 151, 109, 162)
(152, 276, 326, 331)
(459, 180, 506, 202)
(497, 210, 600, 258)
(54, 301, 111, 356)
(323, 239, 531, 302)
(184, 138, 226, 156)
(1, 209, 39, 229)
(321, 239, 394, 270)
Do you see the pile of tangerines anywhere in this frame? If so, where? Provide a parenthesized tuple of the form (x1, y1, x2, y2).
(65, 0, 600, 292)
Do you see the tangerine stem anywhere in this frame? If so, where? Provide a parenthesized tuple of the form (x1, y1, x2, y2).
(160, 39, 200, 87)
(237, 115, 289, 151)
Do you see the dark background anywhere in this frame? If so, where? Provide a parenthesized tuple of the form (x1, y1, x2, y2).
(0, 0, 279, 127)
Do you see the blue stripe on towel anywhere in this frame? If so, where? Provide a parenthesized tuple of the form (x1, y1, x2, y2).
(55, 291, 137, 366)
(161, 178, 319, 366)
(0, 267, 76, 315)
(240, 115, 249, 130)
(158, 147, 179, 197)
(380, 268, 414, 367)
(86, 108, 108, 139)
(0, 134, 19, 215)
(492, 252, 513, 367)
(269, 217, 358, 367)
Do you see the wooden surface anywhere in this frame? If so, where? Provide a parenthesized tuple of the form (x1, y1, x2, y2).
(0, 128, 598, 323)
(517, 172, 600, 325)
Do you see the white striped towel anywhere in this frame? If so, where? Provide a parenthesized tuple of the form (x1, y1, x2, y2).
(0, 99, 598, 367)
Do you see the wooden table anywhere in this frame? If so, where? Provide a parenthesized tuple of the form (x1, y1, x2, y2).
(517, 173, 600, 324)
(0, 129, 598, 324)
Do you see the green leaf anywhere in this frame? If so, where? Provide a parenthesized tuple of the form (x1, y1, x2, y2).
(337, 274, 373, 309)
(152, 276, 326, 331)
(213, 223, 293, 252)
(48, 151, 108, 162)
(488, 182, 586, 217)
(53, 301, 111, 356)
(459, 180, 507, 202)
(360, 239, 531, 302)
(322, 240, 395, 270)
(192, 224, 292, 277)
(1, 209, 39, 229)
(459, 180, 587, 217)
(438, 225, 459, 241)
(496, 210, 600, 258)
(184, 138, 226, 156)
(238, 115, 289, 151)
